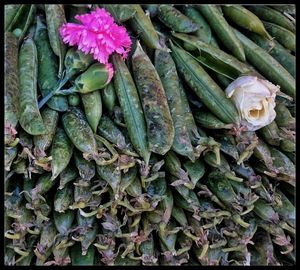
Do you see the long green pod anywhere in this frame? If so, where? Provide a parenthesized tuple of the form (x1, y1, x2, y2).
(253, 199, 279, 223)
(112, 54, 150, 164)
(33, 107, 59, 158)
(71, 244, 95, 265)
(102, 83, 116, 115)
(18, 37, 46, 135)
(5, 4, 21, 31)
(129, 5, 167, 50)
(262, 21, 295, 52)
(59, 163, 79, 190)
(54, 209, 75, 235)
(170, 42, 240, 125)
(44, 4, 67, 78)
(96, 163, 121, 195)
(34, 15, 68, 112)
(62, 107, 97, 156)
(234, 28, 295, 98)
(222, 5, 271, 39)
(54, 183, 74, 213)
(5, 32, 20, 146)
(51, 127, 74, 181)
(120, 166, 138, 193)
(81, 90, 102, 133)
(197, 5, 245, 61)
(275, 102, 295, 128)
(258, 121, 282, 146)
(194, 109, 234, 129)
(157, 5, 199, 33)
(247, 32, 295, 78)
(100, 4, 136, 22)
(247, 6, 295, 32)
(154, 49, 194, 161)
(183, 159, 205, 187)
(74, 150, 95, 181)
(132, 41, 174, 155)
(270, 4, 295, 15)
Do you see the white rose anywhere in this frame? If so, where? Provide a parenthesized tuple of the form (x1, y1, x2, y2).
(225, 76, 279, 131)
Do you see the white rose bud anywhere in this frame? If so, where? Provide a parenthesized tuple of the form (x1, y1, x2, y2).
(225, 76, 279, 131)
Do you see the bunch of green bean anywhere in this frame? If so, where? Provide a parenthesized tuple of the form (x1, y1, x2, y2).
(5, 4, 295, 266)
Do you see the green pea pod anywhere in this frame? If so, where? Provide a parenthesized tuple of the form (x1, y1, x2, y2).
(51, 127, 74, 181)
(126, 177, 143, 198)
(132, 41, 174, 155)
(222, 5, 272, 39)
(101, 4, 136, 22)
(23, 177, 35, 203)
(34, 16, 69, 112)
(182, 6, 212, 44)
(171, 33, 255, 79)
(157, 5, 199, 33)
(143, 4, 159, 17)
(81, 90, 102, 133)
(96, 163, 121, 195)
(5, 4, 21, 31)
(197, 5, 245, 61)
(154, 49, 194, 161)
(258, 121, 281, 146)
(68, 93, 81, 106)
(15, 234, 39, 266)
(45, 4, 67, 78)
(62, 107, 97, 156)
(170, 41, 240, 125)
(214, 131, 240, 161)
(120, 166, 138, 193)
(71, 244, 95, 265)
(253, 138, 274, 171)
(35, 221, 57, 265)
(194, 109, 234, 129)
(6, 4, 35, 43)
(102, 83, 116, 115)
(59, 163, 79, 190)
(233, 28, 295, 98)
(158, 220, 178, 255)
(146, 177, 167, 197)
(279, 139, 295, 153)
(247, 32, 295, 78)
(74, 150, 95, 181)
(275, 102, 295, 129)
(5, 32, 20, 146)
(54, 183, 74, 213)
(19, 37, 46, 135)
(34, 172, 58, 195)
(171, 205, 189, 228)
(270, 4, 295, 15)
(183, 159, 205, 187)
(263, 21, 295, 52)
(54, 209, 75, 235)
(253, 198, 279, 223)
(33, 107, 59, 158)
(129, 5, 167, 50)
(112, 54, 150, 164)
(247, 6, 295, 33)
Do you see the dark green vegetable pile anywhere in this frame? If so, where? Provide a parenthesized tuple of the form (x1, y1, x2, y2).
(4, 4, 295, 266)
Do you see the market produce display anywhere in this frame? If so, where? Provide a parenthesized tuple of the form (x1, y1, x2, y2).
(4, 4, 295, 266)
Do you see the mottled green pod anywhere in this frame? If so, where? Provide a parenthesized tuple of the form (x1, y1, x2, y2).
(18, 38, 46, 135)
(275, 102, 295, 128)
(279, 139, 295, 153)
(45, 4, 67, 78)
(74, 150, 95, 181)
(222, 5, 271, 39)
(96, 163, 121, 194)
(71, 244, 95, 265)
(253, 138, 274, 170)
(5, 32, 19, 145)
(171, 205, 188, 228)
(68, 93, 81, 106)
(247, 32, 295, 78)
(59, 163, 79, 189)
(132, 41, 174, 155)
(53, 209, 75, 235)
(143, 4, 159, 17)
(258, 121, 281, 146)
(33, 107, 59, 158)
(197, 5, 245, 61)
(126, 177, 143, 198)
(194, 109, 234, 129)
(157, 5, 199, 33)
(101, 4, 136, 22)
(146, 177, 167, 197)
(253, 199, 279, 223)
(155, 49, 194, 161)
(263, 21, 295, 52)
(101, 83, 116, 115)
(81, 90, 102, 133)
(5, 146, 18, 171)
(64, 47, 95, 79)
(51, 127, 74, 180)
(62, 107, 97, 155)
(35, 172, 58, 195)
(129, 5, 167, 50)
(54, 183, 74, 213)
(120, 166, 138, 193)
(5, 4, 21, 31)
(234, 28, 295, 98)
(183, 159, 205, 187)
(34, 15, 69, 112)
(170, 42, 240, 125)
(112, 54, 150, 164)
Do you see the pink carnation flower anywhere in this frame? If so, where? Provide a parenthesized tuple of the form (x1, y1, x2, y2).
(60, 7, 132, 67)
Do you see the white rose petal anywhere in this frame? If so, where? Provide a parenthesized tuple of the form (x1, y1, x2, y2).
(225, 76, 279, 131)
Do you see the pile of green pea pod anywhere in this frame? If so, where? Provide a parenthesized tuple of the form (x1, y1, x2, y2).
(4, 4, 295, 266)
